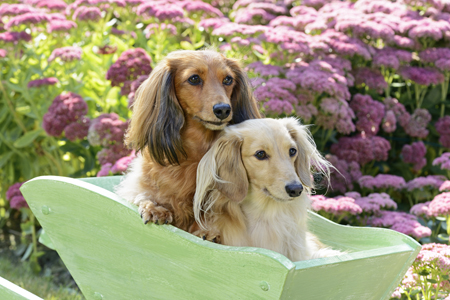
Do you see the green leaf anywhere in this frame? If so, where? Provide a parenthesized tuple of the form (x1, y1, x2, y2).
(15, 105, 31, 115)
(5, 81, 23, 92)
(0, 105, 8, 123)
(426, 278, 438, 284)
(180, 41, 195, 50)
(0, 152, 14, 169)
(442, 275, 449, 280)
(410, 288, 421, 296)
(438, 233, 449, 241)
(419, 270, 431, 276)
(13, 128, 43, 148)
(21, 243, 33, 261)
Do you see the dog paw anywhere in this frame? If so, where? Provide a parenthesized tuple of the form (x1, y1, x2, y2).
(193, 229, 221, 244)
(138, 201, 173, 225)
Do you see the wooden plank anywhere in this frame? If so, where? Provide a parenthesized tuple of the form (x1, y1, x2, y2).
(0, 277, 43, 300)
(21, 176, 293, 300)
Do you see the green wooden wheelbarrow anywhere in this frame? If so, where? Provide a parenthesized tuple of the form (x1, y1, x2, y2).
(4, 175, 420, 300)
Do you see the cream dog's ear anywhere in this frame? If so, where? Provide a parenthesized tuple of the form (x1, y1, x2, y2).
(280, 118, 331, 192)
(197, 131, 248, 203)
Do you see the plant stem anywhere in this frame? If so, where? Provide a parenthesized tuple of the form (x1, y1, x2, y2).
(0, 77, 28, 133)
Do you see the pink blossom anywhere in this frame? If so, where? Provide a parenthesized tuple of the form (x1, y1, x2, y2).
(37, 0, 67, 11)
(382, 110, 397, 133)
(354, 193, 397, 213)
(358, 174, 406, 190)
(48, 46, 82, 62)
(399, 66, 445, 86)
(353, 67, 387, 94)
(233, 7, 277, 25)
(406, 175, 446, 191)
(317, 29, 372, 60)
(87, 113, 128, 147)
(419, 48, 450, 63)
(433, 152, 450, 170)
(27, 77, 58, 88)
(6, 182, 28, 209)
(43, 92, 88, 137)
(0, 4, 37, 17)
(199, 18, 230, 30)
(408, 19, 450, 41)
(410, 201, 431, 217)
(295, 104, 318, 122)
(247, 61, 283, 77)
(106, 48, 152, 95)
(350, 94, 385, 136)
(97, 144, 131, 165)
(401, 141, 427, 171)
(326, 154, 362, 193)
(429, 192, 450, 216)
(436, 117, 450, 148)
(310, 195, 362, 215)
(440, 181, 450, 192)
(404, 108, 431, 138)
(97, 163, 112, 177)
(47, 20, 77, 33)
(315, 98, 355, 134)
(181, 1, 223, 18)
(64, 116, 91, 142)
(369, 210, 431, 239)
(111, 151, 137, 174)
(137, 2, 184, 21)
(384, 97, 410, 128)
(331, 135, 391, 166)
(73, 6, 102, 22)
(5, 12, 49, 30)
(0, 49, 6, 58)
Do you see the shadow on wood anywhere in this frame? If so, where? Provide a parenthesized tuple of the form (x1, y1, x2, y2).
(20, 175, 420, 300)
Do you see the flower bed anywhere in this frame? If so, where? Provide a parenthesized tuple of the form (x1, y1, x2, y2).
(1, 0, 450, 298)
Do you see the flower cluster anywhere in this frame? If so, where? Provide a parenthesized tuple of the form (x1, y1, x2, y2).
(48, 46, 82, 62)
(350, 94, 385, 136)
(331, 135, 391, 166)
(406, 175, 446, 191)
(27, 77, 58, 88)
(326, 154, 361, 193)
(436, 116, 450, 148)
(97, 150, 136, 177)
(358, 174, 406, 190)
(434, 152, 450, 171)
(106, 48, 152, 95)
(42, 92, 88, 137)
(6, 182, 28, 209)
(369, 211, 431, 239)
(310, 194, 362, 216)
(401, 141, 427, 171)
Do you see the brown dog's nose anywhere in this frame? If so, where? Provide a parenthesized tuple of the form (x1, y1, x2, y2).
(285, 184, 303, 197)
(213, 103, 231, 120)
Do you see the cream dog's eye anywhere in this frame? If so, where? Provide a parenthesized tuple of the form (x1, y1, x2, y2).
(255, 150, 267, 160)
(188, 75, 201, 85)
(223, 76, 233, 86)
(289, 148, 297, 157)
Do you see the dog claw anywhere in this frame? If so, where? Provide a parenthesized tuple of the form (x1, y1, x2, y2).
(164, 220, 168, 224)
(144, 220, 149, 225)
(202, 235, 206, 240)
(212, 237, 217, 243)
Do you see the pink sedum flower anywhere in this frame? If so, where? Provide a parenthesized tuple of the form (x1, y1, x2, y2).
(350, 94, 385, 136)
(43, 92, 88, 137)
(310, 195, 362, 216)
(369, 211, 431, 239)
(48, 46, 82, 62)
(429, 192, 450, 217)
(406, 175, 446, 191)
(111, 150, 136, 174)
(436, 117, 450, 148)
(410, 201, 431, 218)
(401, 141, 427, 171)
(354, 193, 397, 214)
(6, 182, 28, 209)
(331, 135, 391, 166)
(440, 181, 450, 192)
(27, 77, 58, 88)
(87, 113, 128, 147)
(73, 6, 102, 22)
(64, 116, 91, 142)
(358, 174, 406, 190)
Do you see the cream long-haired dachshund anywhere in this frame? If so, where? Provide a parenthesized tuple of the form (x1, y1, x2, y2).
(115, 50, 260, 233)
(194, 118, 342, 261)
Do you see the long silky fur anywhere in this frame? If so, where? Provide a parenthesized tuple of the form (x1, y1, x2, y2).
(194, 118, 343, 261)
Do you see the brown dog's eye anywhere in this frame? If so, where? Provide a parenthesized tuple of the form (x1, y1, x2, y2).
(255, 150, 267, 160)
(188, 75, 201, 85)
(289, 148, 297, 157)
(223, 76, 233, 86)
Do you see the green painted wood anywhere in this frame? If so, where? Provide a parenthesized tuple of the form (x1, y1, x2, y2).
(0, 277, 43, 300)
(20, 176, 421, 300)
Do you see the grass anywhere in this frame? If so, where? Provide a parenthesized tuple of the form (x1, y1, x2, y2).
(0, 251, 84, 300)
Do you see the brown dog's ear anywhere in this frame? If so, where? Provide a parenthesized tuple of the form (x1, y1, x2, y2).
(281, 118, 331, 192)
(225, 58, 261, 124)
(125, 60, 185, 166)
(196, 131, 248, 204)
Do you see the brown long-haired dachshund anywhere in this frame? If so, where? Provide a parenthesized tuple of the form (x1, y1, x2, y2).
(115, 49, 261, 234)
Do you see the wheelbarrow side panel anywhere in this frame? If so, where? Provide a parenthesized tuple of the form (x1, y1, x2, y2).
(21, 176, 294, 300)
(0, 277, 43, 300)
